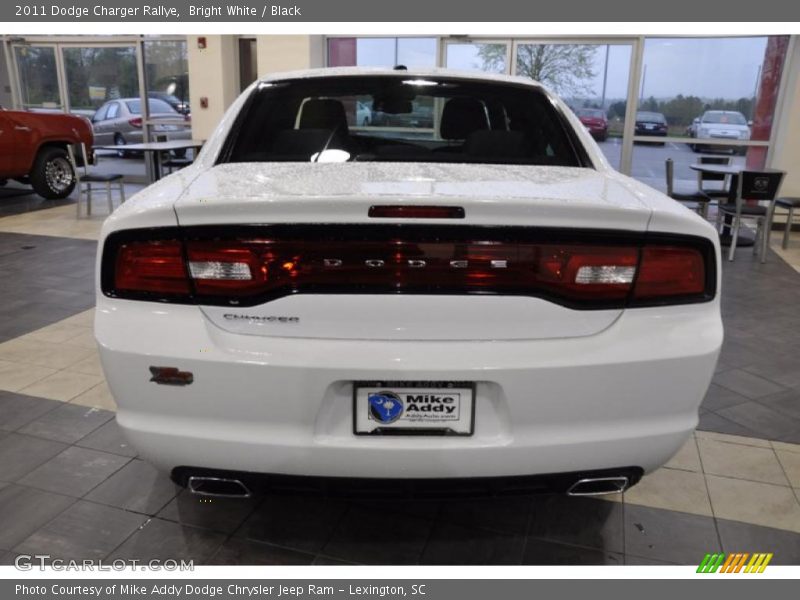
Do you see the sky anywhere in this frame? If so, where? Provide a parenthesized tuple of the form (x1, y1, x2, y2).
(353, 36, 770, 101)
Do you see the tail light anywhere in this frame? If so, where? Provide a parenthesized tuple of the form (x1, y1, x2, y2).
(103, 226, 715, 309)
(128, 117, 143, 128)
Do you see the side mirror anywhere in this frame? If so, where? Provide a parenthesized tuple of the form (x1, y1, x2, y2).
(747, 120, 753, 127)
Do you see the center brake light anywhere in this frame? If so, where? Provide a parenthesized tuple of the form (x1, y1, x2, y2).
(105, 227, 713, 309)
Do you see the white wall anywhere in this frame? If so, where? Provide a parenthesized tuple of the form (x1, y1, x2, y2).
(255, 35, 324, 79)
(770, 36, 800, 197)
(187, 35, 240, 141)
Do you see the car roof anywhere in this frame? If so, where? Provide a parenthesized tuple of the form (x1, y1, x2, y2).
(258, 66, 544, 89)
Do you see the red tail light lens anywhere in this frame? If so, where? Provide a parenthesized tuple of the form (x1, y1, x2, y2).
(634, 246, 706, 299)
(114, 240, 189, 295)
(128, 117, 143, 128)
(103, 227, 713, 309)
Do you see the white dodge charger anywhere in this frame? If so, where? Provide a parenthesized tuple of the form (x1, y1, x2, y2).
(96, 68, 723, 497)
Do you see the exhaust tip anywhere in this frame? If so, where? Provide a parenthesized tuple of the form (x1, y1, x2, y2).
(567, 476, 629, 496)
(187, 476, 252, 498)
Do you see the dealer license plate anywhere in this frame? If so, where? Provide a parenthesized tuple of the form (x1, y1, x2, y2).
(353, 381, 475, 436)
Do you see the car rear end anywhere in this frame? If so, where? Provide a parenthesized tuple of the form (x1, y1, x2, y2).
(577, 109, 608, 141)
(95, 70, 723, 496)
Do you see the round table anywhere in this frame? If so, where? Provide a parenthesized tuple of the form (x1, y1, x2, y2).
(689, 163, 753, 247)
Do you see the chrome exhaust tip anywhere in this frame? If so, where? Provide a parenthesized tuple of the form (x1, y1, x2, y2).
(187, 476, 252, 498)
(567, 476, 629, 496)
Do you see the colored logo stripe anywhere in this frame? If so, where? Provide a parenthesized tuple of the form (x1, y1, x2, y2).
(697, 552, 772, 573)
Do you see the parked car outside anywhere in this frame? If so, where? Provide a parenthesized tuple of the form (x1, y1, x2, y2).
(575, 108, 608, 141)
(96, 68, 722, 498)
(691, 110, 751, 154)
(90, 98, 191, 158)
(148, 91, 190, 115)
(0, 106, 93, 199)
(634, 111, 668, 143)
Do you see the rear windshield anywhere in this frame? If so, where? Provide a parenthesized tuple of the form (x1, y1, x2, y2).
(126, 98, 176, 115)
(221, 75, 586, 167)
(702, 111, 747, 125)
(636, 112, 666, 123)
(577, 108, 605, 119)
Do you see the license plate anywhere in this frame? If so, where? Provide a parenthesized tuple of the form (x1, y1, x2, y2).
(353, 381, 475, 436)
(645, 124, 655, 129)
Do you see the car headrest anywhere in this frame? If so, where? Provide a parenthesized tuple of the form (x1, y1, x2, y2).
(464, 130, 532, 160)
(298, 99, 348, 132)
(440, 98, 489, 140)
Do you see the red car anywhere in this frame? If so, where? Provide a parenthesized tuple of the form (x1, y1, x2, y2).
(575, 108, 608, 142)
(0, 107, 94, 199)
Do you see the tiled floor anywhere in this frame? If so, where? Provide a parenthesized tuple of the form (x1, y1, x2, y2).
(0, 191, 799, 565)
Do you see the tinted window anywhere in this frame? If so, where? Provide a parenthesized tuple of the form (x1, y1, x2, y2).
(126, 98, 176, 115)
(223, 76, 585, 167)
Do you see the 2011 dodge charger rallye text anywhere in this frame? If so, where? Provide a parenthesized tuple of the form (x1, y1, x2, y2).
(96, 68, 723, 497)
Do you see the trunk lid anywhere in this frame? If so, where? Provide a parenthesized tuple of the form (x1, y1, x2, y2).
(175, 163, 651, 341)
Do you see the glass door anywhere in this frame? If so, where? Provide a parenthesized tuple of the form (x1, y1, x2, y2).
(443, 39, 511, 74)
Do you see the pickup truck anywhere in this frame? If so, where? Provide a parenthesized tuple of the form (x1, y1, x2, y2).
(0, 107, 94, 199)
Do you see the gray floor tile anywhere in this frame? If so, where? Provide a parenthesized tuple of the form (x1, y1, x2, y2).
(237, 494, 347, 554)
(158, 490, 261, 534)
(522, 538, 623, 565)
(322, 505, 433, 565)
(528, 495, 624, 553)
(716, 402, 800, 440)
(421, 521, 525, 565)
(0, 484, 75, 550)
(697, 411, 760, 438)
(13, 500, 146, 560)
(19, 446, 130, 497)
(716, 518, 800, 565)
(75, 419, 137, 457)
(713, 369, 786, 399)
(754, 389, 800, 421)
(0, 433, 68, 482)
(109, 518, 225, 563)
(0, 393, 62, 432)
(624, 504, 720, 565)
(19, 404, 113, 444)
(84, 459, 178, 515)
(701, 384, 751, 412)
(210, 538, 314, 565)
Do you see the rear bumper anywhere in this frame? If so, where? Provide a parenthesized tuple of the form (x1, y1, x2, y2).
(97, 299, 722, 480)
(171, 466, 644, 498)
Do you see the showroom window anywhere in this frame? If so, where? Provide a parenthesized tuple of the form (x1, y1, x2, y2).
(63, 46, 139, 116)
(13, 45, 61, 110)
(327, 37, 437, 68)
(631, 36, 789, 191)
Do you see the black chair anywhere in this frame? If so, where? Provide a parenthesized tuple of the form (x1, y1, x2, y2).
(67, 143, 125, 217)
(719, 169, 785, 262)
(161, 157, 192, 174)
(775, 197, 800, 249)
(665, 158, 711, 216)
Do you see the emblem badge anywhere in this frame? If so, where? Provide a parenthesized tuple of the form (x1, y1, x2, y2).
(368, 391, 404, 424)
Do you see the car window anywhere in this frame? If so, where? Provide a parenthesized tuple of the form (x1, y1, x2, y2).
(94, 104, 109, 121)
(126, 99, 177, 115)
(222, 75, 586, 167)
(636, 112, 665, 123)
(106, 103, 119, 119)
(577, 109, 605, 119)
(702, 112, 747, 125)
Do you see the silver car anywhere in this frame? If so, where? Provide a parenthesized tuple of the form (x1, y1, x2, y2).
(91, 98, 191, 157)
(691, 110, 751, 154)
